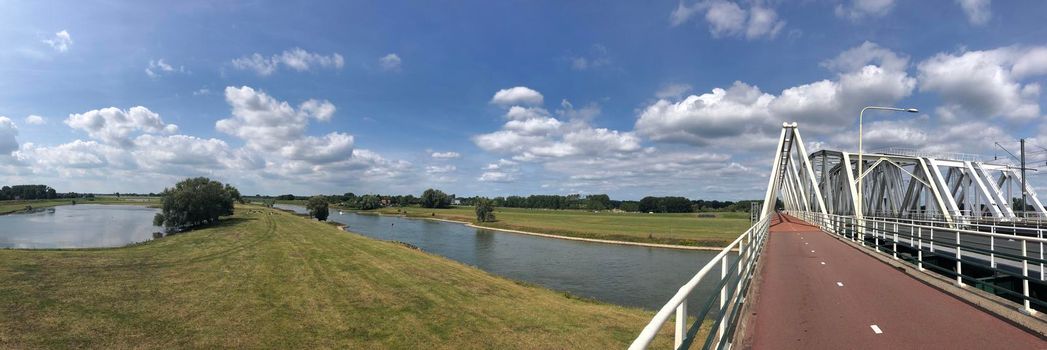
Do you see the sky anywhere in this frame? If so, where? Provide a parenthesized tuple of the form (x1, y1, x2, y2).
(2, 0, 1047, 200)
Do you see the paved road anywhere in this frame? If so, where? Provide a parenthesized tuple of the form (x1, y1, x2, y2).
(742, 214, 1045, 349)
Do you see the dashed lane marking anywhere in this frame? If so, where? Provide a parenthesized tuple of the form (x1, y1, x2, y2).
(836, 282, 844, 287)
(870, 325, 883, 334)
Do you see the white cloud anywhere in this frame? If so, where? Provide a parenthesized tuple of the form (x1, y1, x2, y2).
(43, 30, 72, 52)
(65, 106, 178, 146)
(956, 0, 991, 25)
(231, 48, 344, 76)
(636, 42, 915, 144)
(835, 0, 896, 20)
(918, 46, 1047, 121)
(145, 59, 185, 78)
(379, 53, 402, 71)
(216, 86, 350, 165)
(25, 115, 46, 125)
(671, 1, 785, 40)
(431, 151, 461, 159)
(491, 86, 544, 106)
(0, 117, 18, 154)
(566, 44, 611, 71)
(425, 165, 456, 174)
(192, 88, 211, 96)
(656, 83, 693, 99)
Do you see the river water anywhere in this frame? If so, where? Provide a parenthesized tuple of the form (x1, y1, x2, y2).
(0, 204, 161, 249)
(277, 204, 728, 312)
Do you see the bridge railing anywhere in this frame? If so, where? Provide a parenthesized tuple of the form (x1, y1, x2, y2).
(629, 215, 771, 350)
(793, 211, 1047, 314)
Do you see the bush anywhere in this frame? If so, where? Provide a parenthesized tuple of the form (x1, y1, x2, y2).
(307, 196, 330, 221)
(475, 198, 496, 222)
(155, 177, 236, 229)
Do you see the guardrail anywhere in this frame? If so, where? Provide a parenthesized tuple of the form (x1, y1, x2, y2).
(793, 211, 1047, 314)
(629, 215, 771, 350)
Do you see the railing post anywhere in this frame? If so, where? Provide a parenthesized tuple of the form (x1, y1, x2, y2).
(956, 230, 963, 286)
(917, 226, 924, 271)
(675, 301, 687, 348)
(1022, 240, 1032, 314)
(717, 256, 728, 345)
(874, 220, 880, 252)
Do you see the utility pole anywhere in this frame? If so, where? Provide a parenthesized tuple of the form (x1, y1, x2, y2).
(1021, 138, 1027, 218)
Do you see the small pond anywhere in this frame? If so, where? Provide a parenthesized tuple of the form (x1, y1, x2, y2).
(0, 204, 161, 249)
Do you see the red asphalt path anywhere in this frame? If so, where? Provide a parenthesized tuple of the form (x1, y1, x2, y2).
(743, 214, 1045, 349)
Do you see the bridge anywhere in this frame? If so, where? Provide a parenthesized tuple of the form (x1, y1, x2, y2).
(630, 123, 1047, 349)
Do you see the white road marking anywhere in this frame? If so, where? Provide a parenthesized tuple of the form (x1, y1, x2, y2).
(811, 250, 815, 253)
(820, 262, 826, 265)
(870, 325, 882, 334)
(836, 282, 844, 287)
(805, 242, 809, 245)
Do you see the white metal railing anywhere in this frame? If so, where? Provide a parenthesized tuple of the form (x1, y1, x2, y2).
(872, 147, 985, 163)
(793, 211, 1047, 313)
(630, 215, 771, 350)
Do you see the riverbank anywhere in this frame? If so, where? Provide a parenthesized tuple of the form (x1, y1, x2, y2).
(381, 213, 734, 251)
(355, 206, 750, 249)
(0, 205, 671, 348)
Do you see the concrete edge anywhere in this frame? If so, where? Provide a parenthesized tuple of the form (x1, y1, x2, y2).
(824, 230, 1047, 339)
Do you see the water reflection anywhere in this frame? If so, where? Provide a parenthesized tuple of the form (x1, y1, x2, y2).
(0, 204, 161, 249)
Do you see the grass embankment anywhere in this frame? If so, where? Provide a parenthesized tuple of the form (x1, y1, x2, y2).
(0, 197, 160, 215)
(0, 205, 671, 349)
(367, 206, 752, 247)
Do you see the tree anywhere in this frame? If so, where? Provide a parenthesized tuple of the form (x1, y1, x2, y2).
(420, 188, 451, 208)
(587, 194, 611, 210)
(155, 177, 236, 229)
(359, 194, 381, 210)
(475, 198, 496, 222)
(225, 184, 244, 204)
(307, 196, 330, 221)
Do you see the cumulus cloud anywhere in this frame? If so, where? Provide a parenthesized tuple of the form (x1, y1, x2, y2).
(425, 165, 456, 174)
(25, 115, 46, 125)
(43, 30, 72, 52)
(216, 86, 350, 164)
(0, 117, 18, 154)
(917, 46, 1047, 121)
(379, 53, 402, 71)
(835, 0, 896, 20)
(671, 1, 785, 40)
(956, 0, 991, 25)
(491, 86, 544, 106)
(656, 83, 694, 99)
(65, 106, 178, 146)
(636, 41, 915, 144)
(232, 48, 344, 76)
(145, 59, 185, 78)
(431, 151, 460, 159)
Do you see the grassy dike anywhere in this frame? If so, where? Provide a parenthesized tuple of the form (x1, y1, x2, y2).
(0, 205, 671, 349)
(367, 206, 751, 247)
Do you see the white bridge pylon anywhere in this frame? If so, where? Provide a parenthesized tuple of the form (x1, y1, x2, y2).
(760, 123, 1047, 224)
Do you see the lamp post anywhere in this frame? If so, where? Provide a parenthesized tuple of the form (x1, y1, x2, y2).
(857, 106, 918, 235)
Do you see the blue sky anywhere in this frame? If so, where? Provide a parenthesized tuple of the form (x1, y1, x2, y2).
(1, 0, 1047, 200)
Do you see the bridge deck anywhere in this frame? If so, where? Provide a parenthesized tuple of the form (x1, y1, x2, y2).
(742, 214, 1045, 349)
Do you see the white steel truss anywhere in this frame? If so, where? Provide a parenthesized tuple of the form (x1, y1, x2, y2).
(763, 123, 1047, 224)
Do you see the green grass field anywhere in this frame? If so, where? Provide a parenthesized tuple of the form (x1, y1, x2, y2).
(0, 205, 672, 348)
(0, 197, 161, 215)
(370, 206, 753, 247)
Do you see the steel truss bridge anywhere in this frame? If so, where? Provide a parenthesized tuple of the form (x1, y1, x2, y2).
(630, 123, 1047, 349)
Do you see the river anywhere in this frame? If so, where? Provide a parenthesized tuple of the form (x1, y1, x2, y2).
(276, 204, 729, 312)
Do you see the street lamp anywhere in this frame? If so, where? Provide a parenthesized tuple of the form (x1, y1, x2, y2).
(857, 106, 918, 237)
